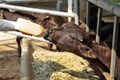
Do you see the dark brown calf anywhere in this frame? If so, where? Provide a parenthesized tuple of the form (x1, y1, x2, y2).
(44, 22, 96, 58)
(92, 44, 120, 80)
(44, 22, 111, 79)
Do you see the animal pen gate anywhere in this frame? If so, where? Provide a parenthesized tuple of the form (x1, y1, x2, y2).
(0, 0, 80, 41)
(0, 0, 80, 80)
(86, 0, 120, 79)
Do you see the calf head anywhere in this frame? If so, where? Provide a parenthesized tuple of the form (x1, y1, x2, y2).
(44, 22, 96, 58)
(36, 13, 67, 29)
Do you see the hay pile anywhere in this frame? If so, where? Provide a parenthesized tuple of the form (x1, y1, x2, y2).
(32, 47, 100, 80)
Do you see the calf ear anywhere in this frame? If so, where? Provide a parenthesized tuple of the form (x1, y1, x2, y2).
(88, 32, 96, 37)
(40, 13, 50, 20)
(77, 36, 83, 42)
(77, 45, 96, 58)
(87, 32, 96, 41)
(52, 27, 64, 31)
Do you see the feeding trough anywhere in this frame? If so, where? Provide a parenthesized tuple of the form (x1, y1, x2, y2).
(21, 38, 101, 80)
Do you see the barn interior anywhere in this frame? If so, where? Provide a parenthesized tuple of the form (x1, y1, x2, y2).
(0, 0, 120, 80)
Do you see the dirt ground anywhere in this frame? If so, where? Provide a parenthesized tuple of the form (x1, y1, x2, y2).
(0, 32, 20, 80)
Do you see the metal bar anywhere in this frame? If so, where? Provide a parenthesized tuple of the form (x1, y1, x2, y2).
(74, 0, 80, 25)
(0, 3, 74, 17)
(56, 0, 62, 11)
(5, 31, 52, 44)
(96, 8, 102, 44)
(86, 1, 90, 32)
(110, 16, 119, 79)
(68, 0, 73, 22)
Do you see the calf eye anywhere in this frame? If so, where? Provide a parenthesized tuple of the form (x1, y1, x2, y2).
(80, 39, 83, 42)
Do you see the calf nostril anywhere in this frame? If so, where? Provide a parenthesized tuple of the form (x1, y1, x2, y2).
(81, 47, 90, 51)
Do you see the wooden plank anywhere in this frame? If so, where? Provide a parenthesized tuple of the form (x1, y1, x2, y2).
(88, 0, 97, 4)
(88, 0, 120, 17)
(113, 6, 120, 17)
(96, 0, 114, 12)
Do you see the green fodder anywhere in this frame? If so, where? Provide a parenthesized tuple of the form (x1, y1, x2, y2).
(32, 47, 100, 80)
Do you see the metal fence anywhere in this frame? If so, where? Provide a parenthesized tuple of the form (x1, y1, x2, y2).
(0, 0, 80, 42)
(86, 0, 120, 79)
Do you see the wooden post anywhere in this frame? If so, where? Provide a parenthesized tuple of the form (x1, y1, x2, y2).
(74, 0, 80, 25)
(21, 38, 33, 80)
(56, 0, 63, 11)
(86, 1, 90, 32)
(68, 0, 73, 22)
(96, 8, 102, 44)
(110, 16, 119, 79)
